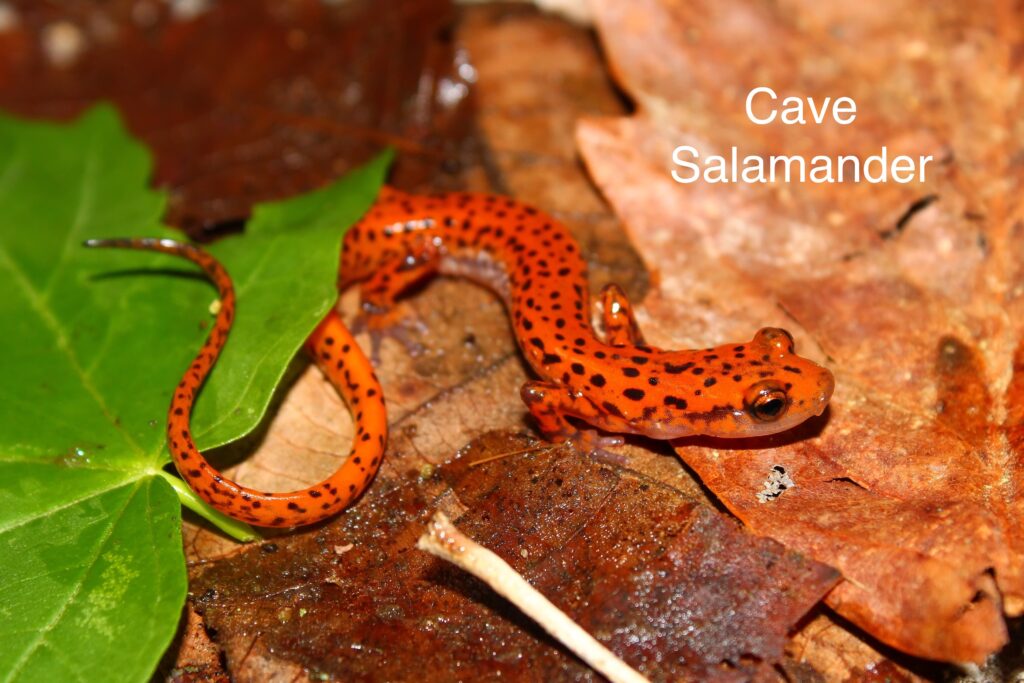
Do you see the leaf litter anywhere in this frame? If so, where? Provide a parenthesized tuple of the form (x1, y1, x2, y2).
(577, 0, 1024, 664)
(1, 0, 1005, 679)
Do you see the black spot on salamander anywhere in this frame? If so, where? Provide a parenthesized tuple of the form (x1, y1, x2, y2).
(691, 367, 705, 376)
(732, 374, 743, 382)
(602, 401, 625, 418)
(783, 365, 802, 374)
(664, 362, 695, 374)
(622, 367, 640, 377)
(570, 363, 585, 375)
(623, 388, 645, 400)
(664, 396, 688, 409)
(631, 356, 649, 365)
(648, 376, 659, 386)
(530, 337, 545, 350)
(591, 374, 606, 387)
(704, 377, 717, 387)
(542, 353, 562, 365)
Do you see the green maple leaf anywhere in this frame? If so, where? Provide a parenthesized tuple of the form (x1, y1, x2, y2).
(0, 105, 390, 682)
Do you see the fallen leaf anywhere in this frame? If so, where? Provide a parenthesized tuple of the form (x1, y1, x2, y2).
(577, 0, 1022, 663)
(167, 605, 229, 683)
(191, 438, 838, 682)
(0, 0, 469, 234)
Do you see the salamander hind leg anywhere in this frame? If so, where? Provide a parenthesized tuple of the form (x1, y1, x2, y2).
(351, 245, 441, 361)
(598, 283, 646, 347)
(520, 380, 627, 463)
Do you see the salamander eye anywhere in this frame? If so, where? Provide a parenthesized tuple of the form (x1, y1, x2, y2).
(744, 380, 789, 422)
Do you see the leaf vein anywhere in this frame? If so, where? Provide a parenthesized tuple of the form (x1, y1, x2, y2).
(0, 248, 148, 459)
(0, 475, 138, 536)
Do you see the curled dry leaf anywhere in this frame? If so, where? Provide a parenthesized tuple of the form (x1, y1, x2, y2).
(578, 0, 1024, 663)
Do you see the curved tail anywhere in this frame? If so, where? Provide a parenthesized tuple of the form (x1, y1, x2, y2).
(84, 238, 387, 527)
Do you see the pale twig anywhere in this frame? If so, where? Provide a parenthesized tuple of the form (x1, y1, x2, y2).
(416, 511, 650, 683)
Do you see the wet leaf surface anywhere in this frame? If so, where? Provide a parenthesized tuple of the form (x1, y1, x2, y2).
(577, 0, 1023, 663)
(191, 436, 838, 682)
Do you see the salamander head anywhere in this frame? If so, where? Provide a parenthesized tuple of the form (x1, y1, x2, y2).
(631, 327, 834, 439)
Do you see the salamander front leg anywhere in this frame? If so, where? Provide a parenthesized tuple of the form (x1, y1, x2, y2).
(352, 245, 441, 361)
(598, 283, 646, 347)
(520, 380, 626, 462)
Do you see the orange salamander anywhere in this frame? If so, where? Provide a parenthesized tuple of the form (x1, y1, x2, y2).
(342, 187, 834, 447)
(84, 238, 386, 528)
(86, 187, 833, 528)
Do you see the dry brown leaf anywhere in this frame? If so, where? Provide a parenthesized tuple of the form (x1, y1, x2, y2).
(190, 436, 838, 682)
(578, 0, 1023, 663)
(166, 605, 230, 683)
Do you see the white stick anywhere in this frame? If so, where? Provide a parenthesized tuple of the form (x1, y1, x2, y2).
(416, 511, 650, 683)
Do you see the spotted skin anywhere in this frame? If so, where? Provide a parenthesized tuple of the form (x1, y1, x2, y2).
(83, 189, 833, 523)
(83, 238, 386, 528)
(341, 188, 834, 444)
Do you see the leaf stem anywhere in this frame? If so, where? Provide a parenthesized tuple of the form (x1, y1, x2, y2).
(157, 470, 259, 542)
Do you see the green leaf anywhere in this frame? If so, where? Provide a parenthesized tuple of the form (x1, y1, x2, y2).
(193, 146, 392, 448)
(0, 104, 390, 682)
